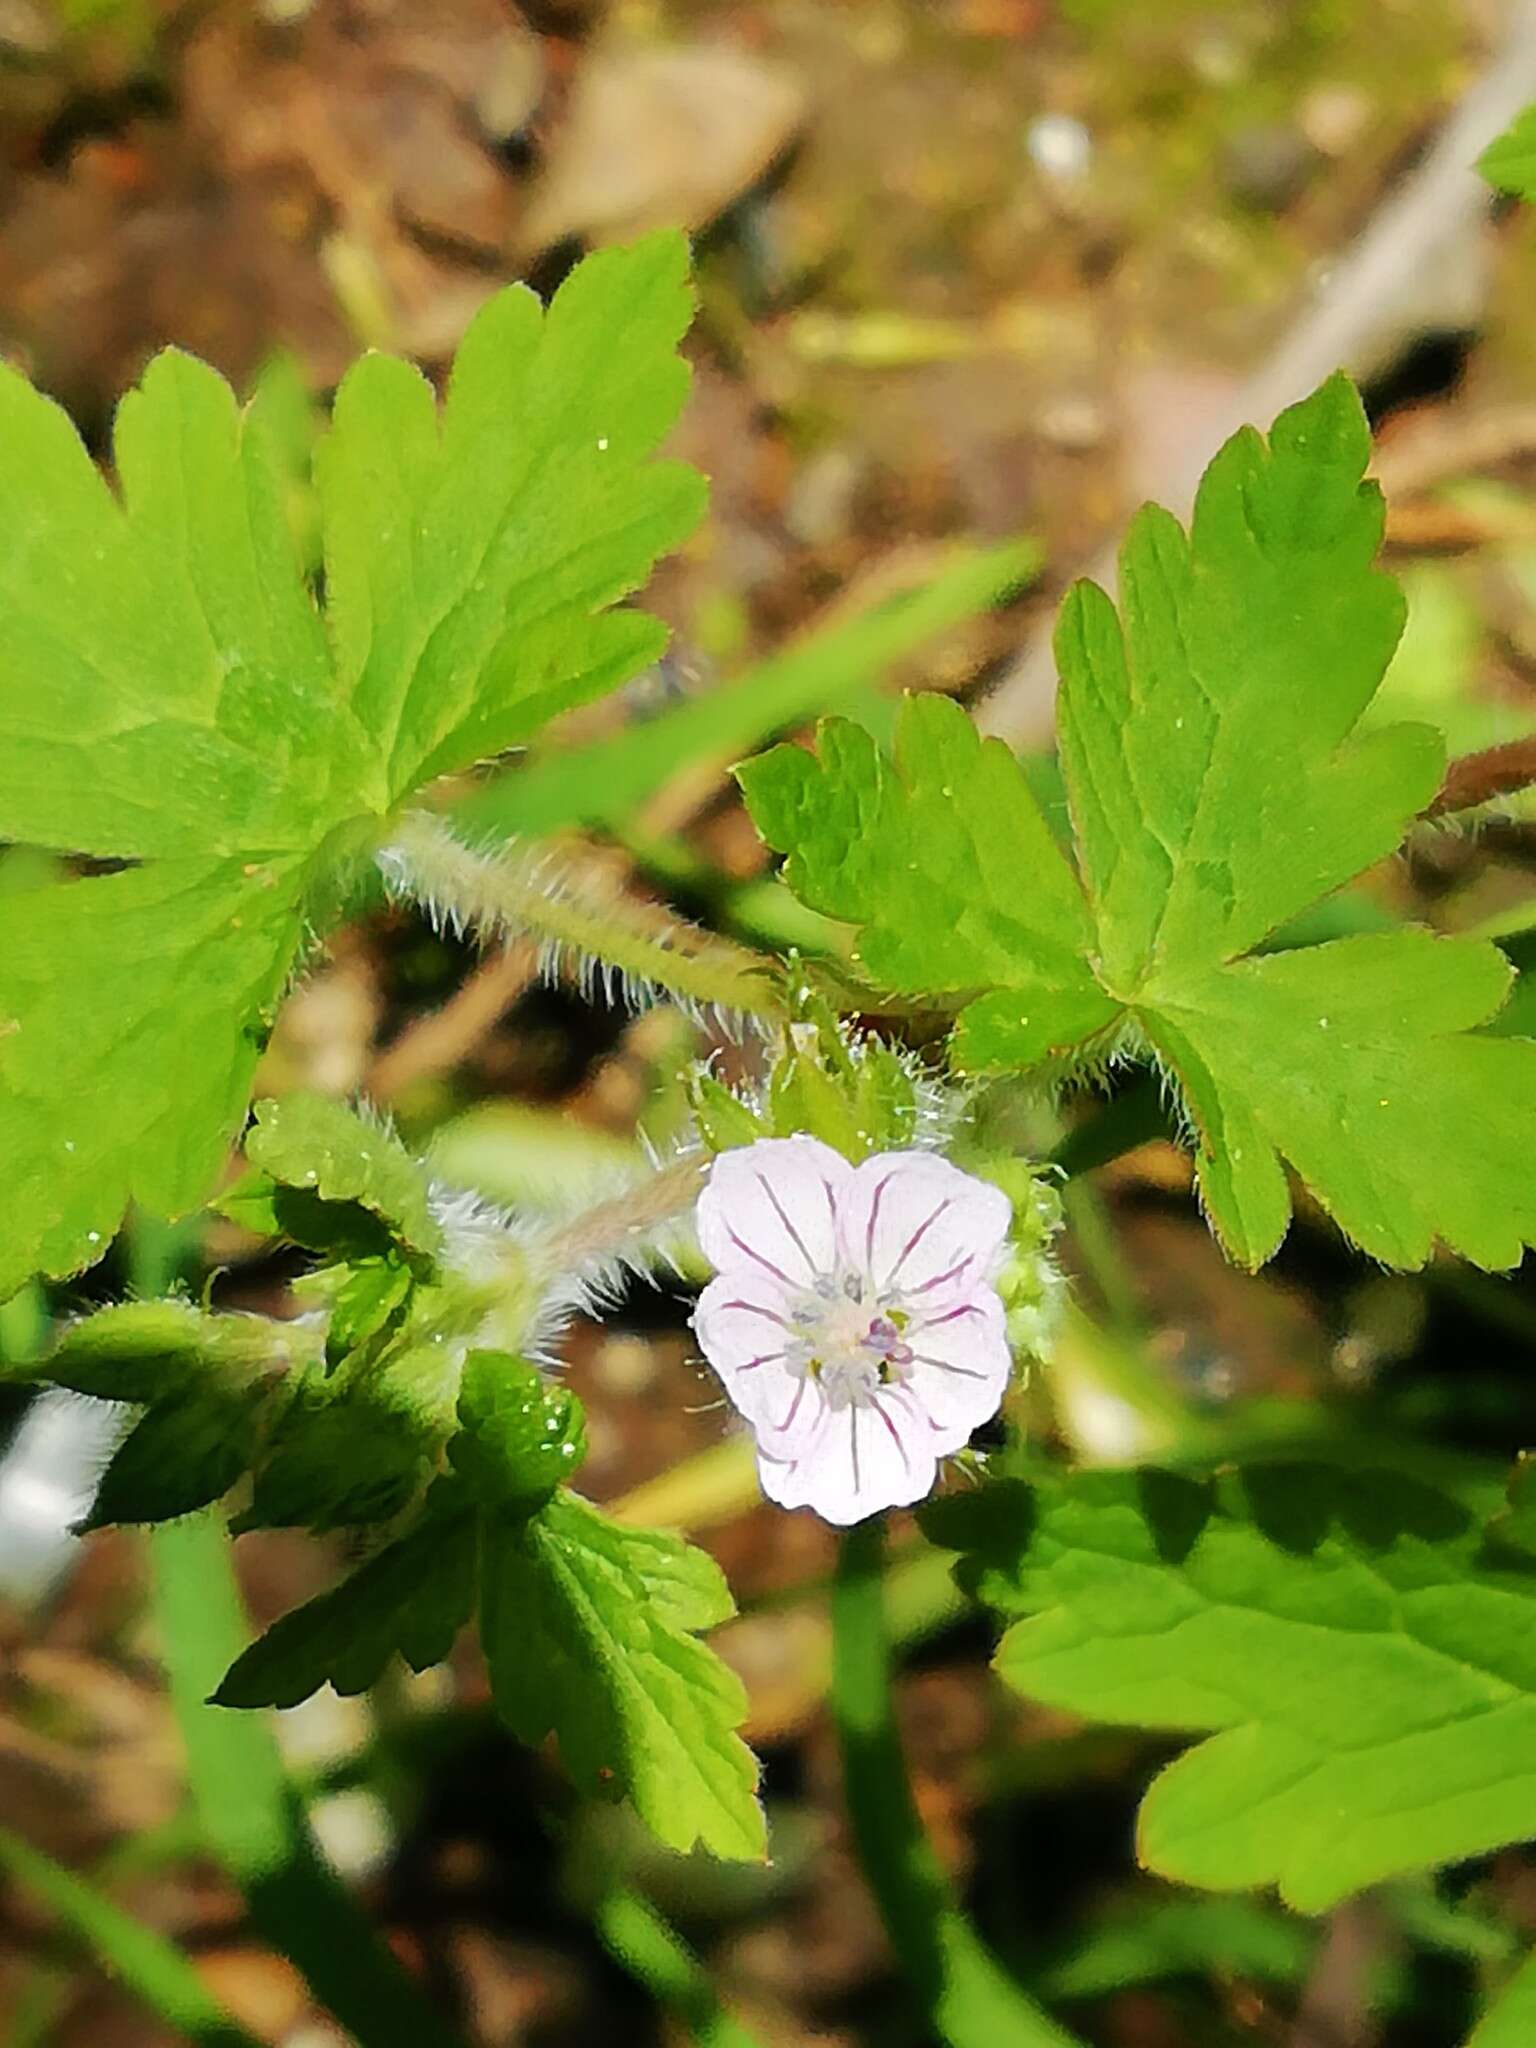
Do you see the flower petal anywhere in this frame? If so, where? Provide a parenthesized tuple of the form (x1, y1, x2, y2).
(838, 1151, 1013, 1301)
(696, 1135, 850, 1288)
(903, 1287, 1012, 1451)
(691, 1276, 836, 1453)
(758, 1395, 938, 1525)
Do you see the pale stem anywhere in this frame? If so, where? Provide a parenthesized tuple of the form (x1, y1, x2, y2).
(383, 811, 786, 1022)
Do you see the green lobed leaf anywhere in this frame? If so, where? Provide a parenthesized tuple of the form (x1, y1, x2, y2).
(448, 1350, 589, 1513)
(213, 1485, 480, 1707)
(242, 1093, 441, 1268)
(0, 232, 701, 1296)
(1478, 101, 1536, 199)
(84, 1383, 276, 1528)
(233, 1338, 460, 1535)
(481, 1491, 764, 1861)
(738, 693, 1109, 1039)
(322, 1253, 416, 1368)
(461, 537, 1038, 841)
(0, 856, 310, 1295)
(925, 1464, 1536, 1912)
(742, 377, 1536, 1269)
(319, 232, 704, 797)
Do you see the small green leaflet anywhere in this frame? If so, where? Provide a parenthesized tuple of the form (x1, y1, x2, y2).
(481, 1493, 763, 1861)
(238, 1092, 442, 1269)
(233, 1337, 460, 1535)
(1478, 101, 1536, 200)
(215, 1485, 480, 1705)
(218, 1358, 764, 1862)
(925, 1465, 1536, 1913)
(741, 376, 1536, 1269)
(449, 1349, 588, 1511)
(0, 231, 702, 1298)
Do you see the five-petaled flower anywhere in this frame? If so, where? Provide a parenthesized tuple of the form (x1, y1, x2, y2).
(691, 1136, 1014, 1524)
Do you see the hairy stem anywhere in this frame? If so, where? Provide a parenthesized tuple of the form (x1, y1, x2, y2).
(830, 1517, 1086, 2048)
(384, 811, 786, 1020)
(536, 1151, 708, 1274)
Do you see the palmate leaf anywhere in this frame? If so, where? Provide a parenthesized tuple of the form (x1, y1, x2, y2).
(218, 1359, 764, 1862)
(214, 1484, 481, 1707)
(741, 375, 1536, 1269)
(1479, 101, 1536, 200)
(480, 1492, 764, 1861)
(926, 1464, 1536, 1913)
(0, 232, 701, 1297)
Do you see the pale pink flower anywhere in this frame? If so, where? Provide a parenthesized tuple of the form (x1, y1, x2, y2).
(691, 1136, 1014, 1525)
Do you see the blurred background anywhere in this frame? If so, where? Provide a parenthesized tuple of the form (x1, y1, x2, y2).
(5, 2, 1536, 2044)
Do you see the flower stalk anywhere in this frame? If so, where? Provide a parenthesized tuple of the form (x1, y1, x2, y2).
(831, 1516, 1085, 2048)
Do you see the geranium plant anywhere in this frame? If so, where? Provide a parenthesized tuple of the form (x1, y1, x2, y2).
(5, 105, 1536, 2048)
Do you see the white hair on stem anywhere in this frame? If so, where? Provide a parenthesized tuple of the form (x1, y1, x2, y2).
(379, 812, 783, 1034)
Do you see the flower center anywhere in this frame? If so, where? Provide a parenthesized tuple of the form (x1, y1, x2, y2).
(787, 1273, 914, 1410)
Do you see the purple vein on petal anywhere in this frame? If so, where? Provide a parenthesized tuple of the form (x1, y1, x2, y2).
(914, 1302, 984, 1331)
(756, 1170, 819, 1278)
(888, 1382, 941, 1437)
(885, 1197, 952, 1287)
(775, 1376, 811, 1434)
(719, 1298, 792, 1328)
(870, 1395, 910, 1471)
(864, 1172, 896, 1274)
(912, 1351, 987, 1380)
(727, 1226, 795, 1285)
(906, 1255, 974, 1297)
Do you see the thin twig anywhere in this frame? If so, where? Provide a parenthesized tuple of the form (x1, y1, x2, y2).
(1428, 735, 1536, 816)
(1286, 1899, 1392, 2048)
(365, 942, 536, 1103)
(1373, 401, 1536, 501)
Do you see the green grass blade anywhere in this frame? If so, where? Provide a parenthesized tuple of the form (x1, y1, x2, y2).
(0, 1823, 263, 2048)
(830, 1517, 1086, 2048)
(461, 539, 1038, 840)
(150, 1512, 470, 2048)
(1470, 1950, 1536, 2046)
(595, 1886, 763, 2048)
